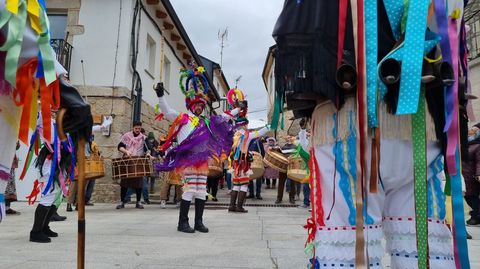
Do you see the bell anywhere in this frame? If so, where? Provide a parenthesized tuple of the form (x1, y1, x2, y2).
(335, 64, 357, 90)
(425, 61, 455, 89)
(379, 58, 401, 85)
(433, 61, 455, 86)
(421, 59, 436, 84)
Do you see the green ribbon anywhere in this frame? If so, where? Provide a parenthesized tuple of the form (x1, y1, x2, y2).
(270, 90, 284, 130)
(37, 7, 56, 85)
(412, 86, 428, 268)
(295, 144, 310, 166)
(0, 0, 27, 86)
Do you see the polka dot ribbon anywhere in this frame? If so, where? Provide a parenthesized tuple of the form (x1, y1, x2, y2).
(412, 86, 428, 269)
(365, 0, 378, 128)
(396, 0, 430, 115)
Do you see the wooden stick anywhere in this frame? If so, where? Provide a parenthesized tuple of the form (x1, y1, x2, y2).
(77, 137, 86, 269)
(56, 108, 86, 269)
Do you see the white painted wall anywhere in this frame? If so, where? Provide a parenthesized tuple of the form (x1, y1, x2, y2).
(69, 0, 187, 113)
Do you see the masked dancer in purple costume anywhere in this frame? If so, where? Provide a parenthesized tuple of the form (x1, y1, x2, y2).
(154, 66, 240, 233)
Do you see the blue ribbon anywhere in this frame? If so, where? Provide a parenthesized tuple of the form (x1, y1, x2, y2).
(38, 0, 47, 9)
(42, 123, 58, 195)
(382, 0, 404, 41)
(36, 51, 44, 78)
(365, 0, 378, 127)
(451, 148, 471, 269)
(396, 0, 431, 115)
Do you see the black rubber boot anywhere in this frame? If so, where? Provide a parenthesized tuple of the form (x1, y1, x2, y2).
(236, 191, 248, 213)
(177, 199, 194, 233)
(44, 206, 59, 237)
(229, 191, 238, 212)
(50, 208, 67, 222)
(30, 204, 51, 243)
(194, 199, 209, 233)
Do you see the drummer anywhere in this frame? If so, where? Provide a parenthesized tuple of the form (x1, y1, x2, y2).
(275, 136, 298, 204)
(116, 121, 151, 210)
(264, 137, 280, 189)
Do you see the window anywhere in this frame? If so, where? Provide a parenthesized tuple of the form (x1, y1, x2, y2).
(48, 14, 68, 40)
(146, 34, 156, 77)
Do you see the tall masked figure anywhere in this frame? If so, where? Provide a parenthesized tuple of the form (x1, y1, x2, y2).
(155, 66, 240, 233)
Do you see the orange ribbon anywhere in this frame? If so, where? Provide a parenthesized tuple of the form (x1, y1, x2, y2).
(12, 59, 60, 145)
(13, 59, 37, 144)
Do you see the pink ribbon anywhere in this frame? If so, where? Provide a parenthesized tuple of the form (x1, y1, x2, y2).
(445, 18, 459, 175)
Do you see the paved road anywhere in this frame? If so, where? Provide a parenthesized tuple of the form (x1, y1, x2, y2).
(0, 187, 479, 268)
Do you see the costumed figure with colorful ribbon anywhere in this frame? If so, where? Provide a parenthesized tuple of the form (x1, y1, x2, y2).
(227, 88, 270, 213)
(273, 0, 470, 268)
(25, 76, 92, 243)
(154, 65, 239, 233)
(0, 0, 65, 222)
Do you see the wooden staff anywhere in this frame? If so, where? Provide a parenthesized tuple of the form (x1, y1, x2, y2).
(57, 108, 86, 269)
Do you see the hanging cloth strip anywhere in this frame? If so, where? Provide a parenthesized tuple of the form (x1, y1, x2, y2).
(445, 14, 460, 175)
(395, 0, 431, 115)
(42, 123, 57, 195)
(19, 126, 40, 180)
(411, 87, 429, 269)
(365, 0, 378, 128)
(349, 0, 367, 267)
(442, 7, 470, 268)
(449, 151, 470, 269)
(269, 89, 284, 130)
(0, 0, 27, 87)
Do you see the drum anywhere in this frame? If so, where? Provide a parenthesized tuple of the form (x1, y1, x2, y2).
(263, 150, 288, 173)
(208, 157, 223, 178)
(250, 151, 265, 179)
(167, 170, 183, 186)
(287, 156, 309, 183)
(112, 156, 153, 180)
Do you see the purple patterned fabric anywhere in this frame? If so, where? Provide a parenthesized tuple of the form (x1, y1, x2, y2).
(155, 115, 235, 172)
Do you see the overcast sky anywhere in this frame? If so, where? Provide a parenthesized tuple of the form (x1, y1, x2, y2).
(170, 0, 284, 121)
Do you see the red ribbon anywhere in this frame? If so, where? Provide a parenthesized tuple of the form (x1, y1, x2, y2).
(337, 0, 348, 67)
(155, 113, 164, 121)
(304, 217, 316, 247)
(26, 179, 43, 205)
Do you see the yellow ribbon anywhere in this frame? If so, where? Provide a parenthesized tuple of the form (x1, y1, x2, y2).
(451, 8, 461, 20)
(6, 0, 19, 15)
(27, 0, 42, 34)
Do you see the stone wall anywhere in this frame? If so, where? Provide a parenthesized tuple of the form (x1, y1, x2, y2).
(77, 85, 170, 203)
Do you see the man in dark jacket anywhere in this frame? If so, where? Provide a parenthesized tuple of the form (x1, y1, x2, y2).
(462, 126, 480, 226)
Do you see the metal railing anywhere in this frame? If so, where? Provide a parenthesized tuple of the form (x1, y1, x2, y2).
(50, 39, 73, 74)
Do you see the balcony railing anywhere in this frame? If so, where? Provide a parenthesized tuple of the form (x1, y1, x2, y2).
(50, 39, 73, 74)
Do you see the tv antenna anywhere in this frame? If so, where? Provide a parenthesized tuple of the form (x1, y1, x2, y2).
(218, 27, 228, 68)
(234, 75, 242, 88)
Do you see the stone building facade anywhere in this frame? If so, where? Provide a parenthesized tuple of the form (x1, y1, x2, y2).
(18, 0, 231, 203)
